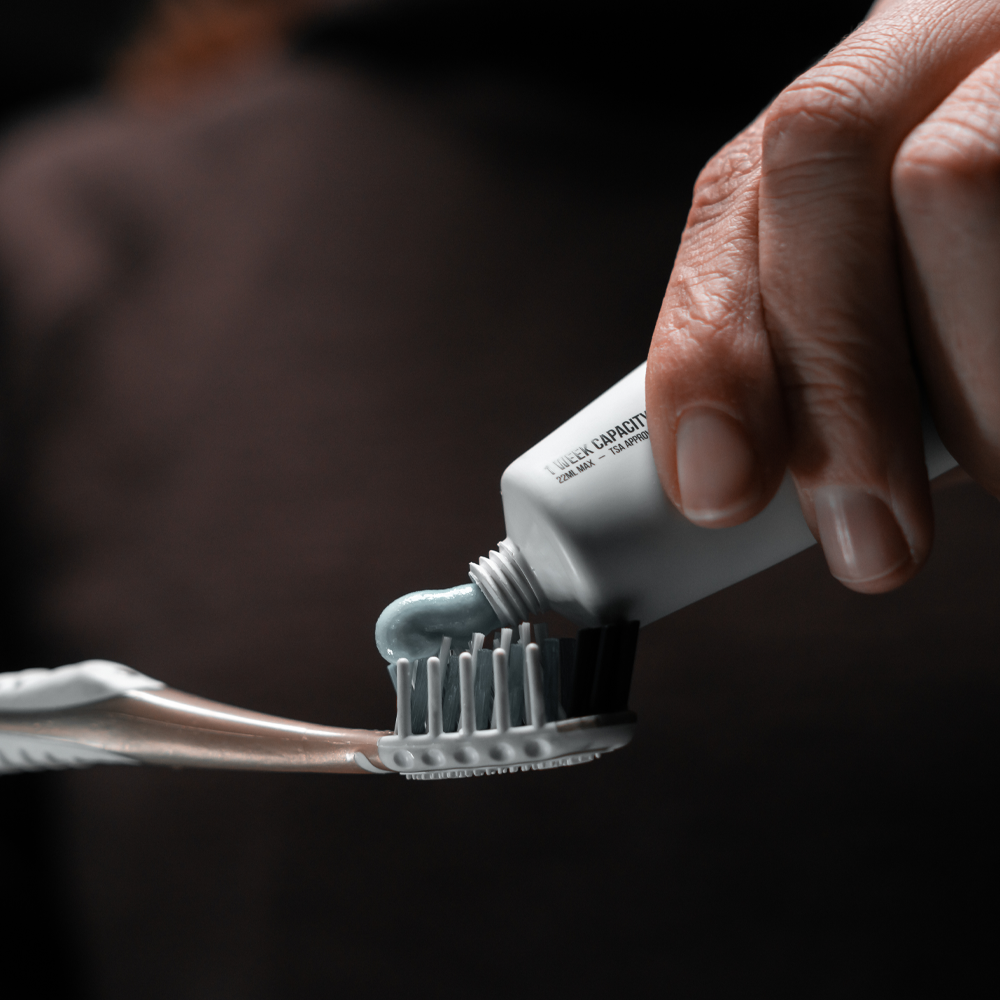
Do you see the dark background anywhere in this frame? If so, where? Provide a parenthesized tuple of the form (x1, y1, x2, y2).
(4, 1, 998, 997)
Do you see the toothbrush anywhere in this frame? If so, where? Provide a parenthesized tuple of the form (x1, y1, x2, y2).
(0, 621, 638, 779)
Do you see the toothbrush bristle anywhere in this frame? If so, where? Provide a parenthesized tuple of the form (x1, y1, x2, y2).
(458, 651, 475, 735)
(383, 622, 640, 778)
(426, 656, 442, 738)
(387, 621, 639, 740)
(395, 658, 412, 737)
(474, 646, 494, 730)
(518, 621, 531, 649)
(470, 632, 484, 658)
(438, 636, 452, 664)
(410, 659, 428, 731)
(525, 642, 545, 727)
(567, 629, 600, 718)
(590, 621, 640, 713)
(518, 621, 532, 723)
(492, 648, 510, 732)
(441, 649, 461, 733)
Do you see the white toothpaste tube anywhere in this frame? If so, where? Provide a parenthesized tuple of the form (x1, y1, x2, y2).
(470, 363, 957, 629)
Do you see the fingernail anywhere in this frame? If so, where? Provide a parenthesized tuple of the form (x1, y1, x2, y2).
(676, 407, 759, 524)
(813, 486, 910, 584)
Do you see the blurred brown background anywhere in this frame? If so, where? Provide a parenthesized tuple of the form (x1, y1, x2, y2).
(2, 2, 997, 996)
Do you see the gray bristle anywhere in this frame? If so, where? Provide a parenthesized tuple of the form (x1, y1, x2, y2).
(507, 642, 526, 727)
(410, 658, 429, 734)
(390, 621, 638, 736)
(473, 648, 494, 730)
(539, 638, 566, 720)
(441, 652, 461, 732)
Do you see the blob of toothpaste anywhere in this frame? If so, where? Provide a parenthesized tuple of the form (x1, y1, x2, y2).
(375, 583, 500, 663)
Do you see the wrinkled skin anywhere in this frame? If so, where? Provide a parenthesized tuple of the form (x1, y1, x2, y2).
(647, 0, 1000, 593)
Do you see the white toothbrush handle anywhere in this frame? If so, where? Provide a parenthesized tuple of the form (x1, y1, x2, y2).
(0, 662, 390, 775)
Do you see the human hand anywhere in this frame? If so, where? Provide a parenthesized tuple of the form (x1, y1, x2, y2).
(646, 0, 1000, 593)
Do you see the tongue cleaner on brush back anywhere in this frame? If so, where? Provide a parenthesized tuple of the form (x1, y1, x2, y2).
(0, 622, 639, 778)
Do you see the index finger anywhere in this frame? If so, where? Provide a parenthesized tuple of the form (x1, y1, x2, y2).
(758, 0, 1000, 590)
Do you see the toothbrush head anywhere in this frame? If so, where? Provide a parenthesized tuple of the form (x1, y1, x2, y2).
(376, 621, 639, 779)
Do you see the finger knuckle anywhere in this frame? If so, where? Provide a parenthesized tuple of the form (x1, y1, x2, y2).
(662, 267, 747, 344)
(688, 133, 760, 225)
(773, 325, 911, 424)
(894, 116, 1000, 202)
(766, 73, 874, 139)
(762, 59, 888, 174)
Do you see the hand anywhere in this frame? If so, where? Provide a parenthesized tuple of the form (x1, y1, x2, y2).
(647, 0, 1000, 593)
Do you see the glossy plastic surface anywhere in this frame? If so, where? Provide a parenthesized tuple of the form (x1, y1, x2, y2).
(0, 686, 389, 774)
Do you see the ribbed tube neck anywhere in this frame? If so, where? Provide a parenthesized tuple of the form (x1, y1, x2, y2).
(468, 538, 546, 625)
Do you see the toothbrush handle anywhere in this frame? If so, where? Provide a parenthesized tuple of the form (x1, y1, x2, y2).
(0, 687, 391, 774)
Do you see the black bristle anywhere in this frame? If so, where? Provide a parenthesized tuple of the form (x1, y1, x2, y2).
(441, 652, 461, 732)
(589, 623, 627, 713)
(589, 620, 640, 713)
(542, 641, 563, 721)
(556, 637, 575, 719)
(539, 637, 564, 721)
(589, 624, 618, 714)
(569, 628, 601, 717)
(611, 620, 639, 712)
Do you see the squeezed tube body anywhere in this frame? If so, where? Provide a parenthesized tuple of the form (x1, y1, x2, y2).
(496, 363, 958, 628)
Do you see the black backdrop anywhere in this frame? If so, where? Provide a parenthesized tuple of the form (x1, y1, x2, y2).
(6, 1, 999, 996)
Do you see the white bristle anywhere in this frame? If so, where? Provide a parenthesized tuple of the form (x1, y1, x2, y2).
(519, 621, 532, 722)
(438, 636, 452, 666)
(427, 656, 442, 738)
(518, 621, 531, 649)
(471, 632, 486, 724)
(396, 658, 412, 737)
(378, 625, 638, 780)
(492, 648, 510, 733)
(526, 642, 545, 728)
(458, 652, 475, 735)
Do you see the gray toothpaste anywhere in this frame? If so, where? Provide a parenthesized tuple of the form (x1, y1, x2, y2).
(376, 362, 958, 663)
